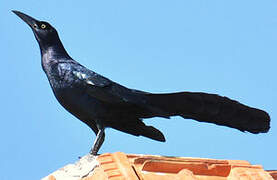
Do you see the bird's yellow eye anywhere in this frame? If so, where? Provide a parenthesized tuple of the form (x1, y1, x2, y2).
(33, 24, 38, 28)
(41, 24, 46, 29)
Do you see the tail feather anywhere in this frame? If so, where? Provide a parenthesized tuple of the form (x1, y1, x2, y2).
(146, 92, 270, 134)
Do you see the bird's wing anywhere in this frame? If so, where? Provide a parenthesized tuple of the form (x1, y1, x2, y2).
(72, 67, 148, 105)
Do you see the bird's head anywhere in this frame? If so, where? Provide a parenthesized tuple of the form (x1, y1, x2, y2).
(13, 10, 61, 52)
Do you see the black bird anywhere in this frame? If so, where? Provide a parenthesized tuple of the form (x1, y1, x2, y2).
(13, 10, 270, 155)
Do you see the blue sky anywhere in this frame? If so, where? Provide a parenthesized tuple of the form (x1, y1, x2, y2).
(1, 1, 277, 179)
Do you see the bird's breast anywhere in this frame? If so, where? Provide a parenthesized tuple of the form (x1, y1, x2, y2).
(52, 86, 108, 121)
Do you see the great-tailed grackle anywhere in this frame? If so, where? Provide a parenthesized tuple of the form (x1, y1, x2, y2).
(13, 10, 270, 155)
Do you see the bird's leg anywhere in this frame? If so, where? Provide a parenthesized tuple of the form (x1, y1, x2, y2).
(90, 128, 105, 156)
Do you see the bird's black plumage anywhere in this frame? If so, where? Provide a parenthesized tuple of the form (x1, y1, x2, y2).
(13, 10, 270, 155)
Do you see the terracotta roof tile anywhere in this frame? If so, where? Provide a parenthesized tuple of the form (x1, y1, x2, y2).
(42, 152, 276, 180)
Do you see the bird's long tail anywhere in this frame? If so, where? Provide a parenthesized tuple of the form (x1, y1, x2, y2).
(146, 92, 270, 133)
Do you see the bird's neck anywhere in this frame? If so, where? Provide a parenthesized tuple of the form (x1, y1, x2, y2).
(39, 38, 71, 60)
(40, 37, 73, 74)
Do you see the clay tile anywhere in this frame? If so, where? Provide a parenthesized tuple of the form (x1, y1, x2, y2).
(41, 152, 276, 180)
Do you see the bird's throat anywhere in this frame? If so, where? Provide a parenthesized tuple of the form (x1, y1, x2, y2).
(39, 39, 71, 61)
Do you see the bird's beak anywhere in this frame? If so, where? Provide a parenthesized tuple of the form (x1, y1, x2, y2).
(12, 10, 39, 29)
